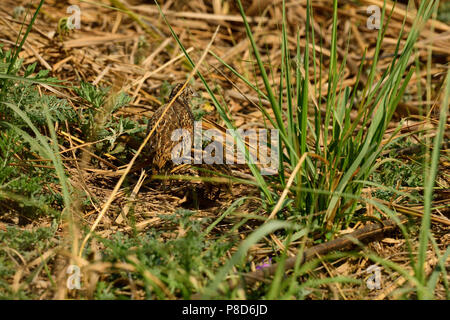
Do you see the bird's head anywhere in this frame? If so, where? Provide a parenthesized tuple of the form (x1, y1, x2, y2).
(168, 83, 199, 106)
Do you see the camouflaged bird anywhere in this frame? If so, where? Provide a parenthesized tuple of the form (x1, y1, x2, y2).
(146, 83, 196, 173)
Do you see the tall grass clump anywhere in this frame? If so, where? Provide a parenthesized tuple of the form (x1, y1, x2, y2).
(0, 0, 70, 216)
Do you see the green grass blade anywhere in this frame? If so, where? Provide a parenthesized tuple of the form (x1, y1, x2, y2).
(416, 70, 450, 291)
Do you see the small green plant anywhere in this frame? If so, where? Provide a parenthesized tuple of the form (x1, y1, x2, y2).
(0, 0, 50, 96)
(156, 0, 448, 299)
(370, 141, 424, 202)
(437, 1, 450, 23)
(74, 81, 138, 161)
(0, 57, 72, 222)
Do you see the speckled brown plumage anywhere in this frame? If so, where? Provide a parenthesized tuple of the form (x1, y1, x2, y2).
(146, 83, 195, 172)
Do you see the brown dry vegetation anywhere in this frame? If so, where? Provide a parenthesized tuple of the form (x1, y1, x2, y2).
(0, 0, 448, 300)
